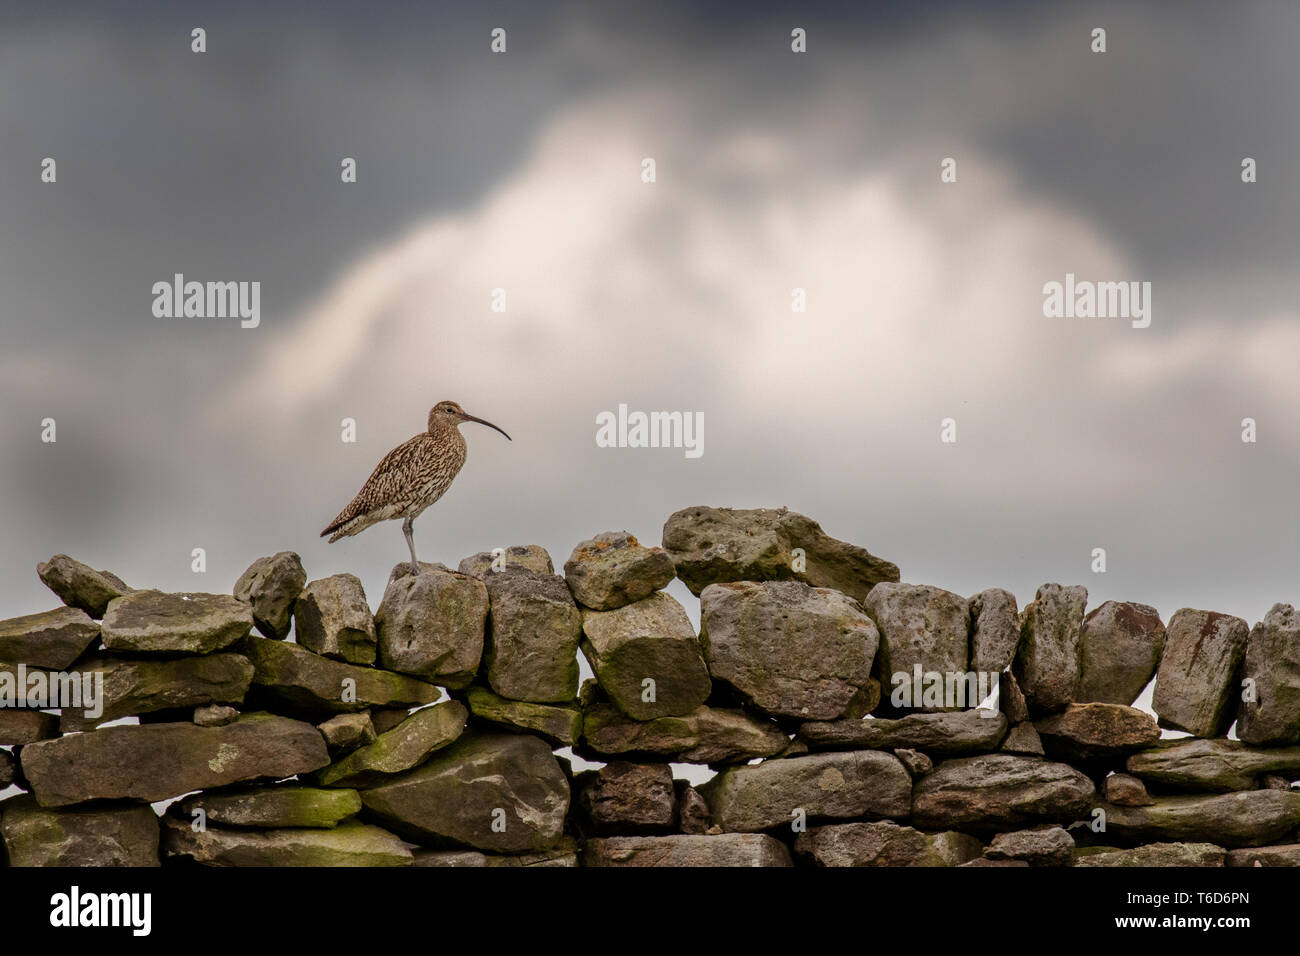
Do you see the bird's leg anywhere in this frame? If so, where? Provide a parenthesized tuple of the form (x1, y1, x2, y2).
(402, 517, 419, 576)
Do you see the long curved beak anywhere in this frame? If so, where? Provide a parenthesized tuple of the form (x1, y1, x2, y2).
(462, 413, 511, 441)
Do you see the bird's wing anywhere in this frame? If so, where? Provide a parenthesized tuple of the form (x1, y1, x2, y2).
(320, 434, 427, 538)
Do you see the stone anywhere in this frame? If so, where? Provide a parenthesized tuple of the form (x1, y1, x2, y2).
(360, 732, 569, 853)
(462, 685, 582, 747)
(700, 581, 876, 721)
(0, 795, 159, 866)
(414, 845, 578, 867)
(375, 565, 487, 687)
(581, 703, 788, 764)
(293, 574, 377, 665)
(1237, 603, 1300, 745)
(0, 748, 16, 788)
(581, 592, 710, 719)
(0, 710, 59, 745)
(1002, 671, 1029, 723)
(912, 754, 1095, 830)
(317, 712, 377, 758)
(101, 590, 252, 655)
(799, 710, 1007, 755)
(968, 588, 1020, 674)
(1225, 844, 1300, 867)
(582, 833, 793, 867)
(370, 708, 410, 734)
(1262, 774, 1293, 790)
(1105, 772, 1154, 806)
(194, 704, 239, 727)
(1000, 723, 1044, 756)
(701, 750, 912, 832)
(0, 607, 100, 669)
(576, 762, 676, 834)
(676, 782, 712, 834)
(177, 785, 361, 828)
(20, 712, 330, 807)
(894, 748, 933, 776)
(793, 821, 983, 867)
(564, 531, 676, 611)
(233, 551, 307, 640)
(1074, 843, 1226, 867)
(959, 857, 1029, 867)
(459, 545, 555, 579)
(482, 568, 581, 702)
(1012, 584, 1087, 716)
(984, 826, 1073, 866)
(864, 583, 970, 712)
(1076, 601, 1165, 706)
(36, 554, 132, 619)
(1125, 738, 1300, 793)
(1151, 608, 1249, 737)
(1102, 790, 1300, 848)
(58, 653, 254, 732)
(316, 701, 467, 787)
(662, 506, 899, 602)
(162, 816, 412, 866)
(242, 635, 438, 715)
(1033, 703, 1160, 762)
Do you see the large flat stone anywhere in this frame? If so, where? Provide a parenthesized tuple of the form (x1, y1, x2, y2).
(1237, 603, 1300, 745)
(581, 833, 793, 867)
(176, 785, 361, 829)
(462, 684, 582, 747)
(701, 580, 877, 720)
(1102, 790, 1300, 848)
(1033, 703, 1160, 762)
(799, 709, 1007, 755)
(459, 545, 554, 579)
(359, 732, 569, 853)
(582, 592, 711, 719)
(1012, 584, 1087, 716)
(0, 607, 100, 669)
(415, 845, 578, 867)
(581, 702, 788, 764)
(162, 816, 412, 866)
(662, 505, 899, 602)
(1126, 738, 1300, 792)
(102, 590, 252, 655)
(1074, 843, 1225, 867)
(242, 635, 438, 715)
(1225, 844, 1300, 867)
(0, 795, 159, 866)
(20, 712, 329, 807)
(1151, 608, 1249, 737)
(912, 754, 1095, 830)
(701, 750, 911, 832)
(59, 653, 254, 732)
(793, 820, 983, 867)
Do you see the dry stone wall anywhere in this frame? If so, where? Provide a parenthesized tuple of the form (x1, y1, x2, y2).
(2, 506, 1299, 867)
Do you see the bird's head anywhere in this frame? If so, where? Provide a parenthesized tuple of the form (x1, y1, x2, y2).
(429, 400, 512, 440)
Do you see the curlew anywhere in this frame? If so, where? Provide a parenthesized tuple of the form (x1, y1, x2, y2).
(321, 400, 511, 574)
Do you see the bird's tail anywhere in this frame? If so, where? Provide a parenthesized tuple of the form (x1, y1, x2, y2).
(321, 511, 373, 542)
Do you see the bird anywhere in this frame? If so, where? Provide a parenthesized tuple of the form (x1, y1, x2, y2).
(321, 400, 511, 575)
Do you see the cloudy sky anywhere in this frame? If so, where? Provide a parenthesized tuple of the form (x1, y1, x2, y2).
(2, 0, 1298, 641)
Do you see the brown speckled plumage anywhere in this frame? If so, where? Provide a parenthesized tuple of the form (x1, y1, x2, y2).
(321, 401, 511, 571)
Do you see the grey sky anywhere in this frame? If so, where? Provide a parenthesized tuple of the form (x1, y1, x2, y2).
(2, 0, 1298, 644)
